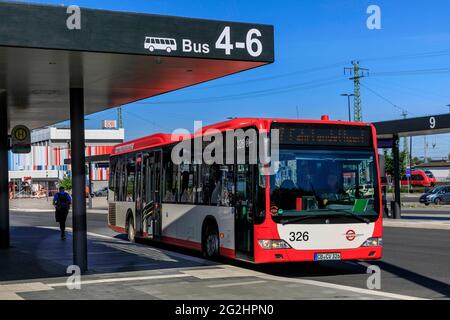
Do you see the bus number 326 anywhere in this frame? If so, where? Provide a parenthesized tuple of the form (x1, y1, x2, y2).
(289, 231, 309, 242)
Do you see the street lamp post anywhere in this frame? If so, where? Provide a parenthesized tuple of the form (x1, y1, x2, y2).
(341, 93, 354, 122)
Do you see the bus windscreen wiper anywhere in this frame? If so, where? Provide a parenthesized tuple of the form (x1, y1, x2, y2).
(280, 210, 370, 225)
(281, 214, 327, 225)
(339, 212, 370, 224)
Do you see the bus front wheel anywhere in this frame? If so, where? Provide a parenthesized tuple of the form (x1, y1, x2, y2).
(203, 223, 219, 258)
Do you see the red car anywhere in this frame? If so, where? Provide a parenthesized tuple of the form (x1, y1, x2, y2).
(401, 171, 432, 187)
(424, 170, 436, 187)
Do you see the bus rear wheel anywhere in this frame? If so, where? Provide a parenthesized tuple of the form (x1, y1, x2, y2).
(203, 224, 219, 258)
(126, 215, 136, 243)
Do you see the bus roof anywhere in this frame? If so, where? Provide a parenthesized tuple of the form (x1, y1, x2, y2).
(111, 117, 373, 156)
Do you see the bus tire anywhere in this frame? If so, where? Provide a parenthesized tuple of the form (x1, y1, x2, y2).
(126, 213, 135, 243)
(202, 220, 219, 258)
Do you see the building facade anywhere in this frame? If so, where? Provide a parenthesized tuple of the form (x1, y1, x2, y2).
(8, 126, 124, 193)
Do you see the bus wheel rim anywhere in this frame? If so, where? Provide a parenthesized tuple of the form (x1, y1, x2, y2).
(206, 233, 217, 256)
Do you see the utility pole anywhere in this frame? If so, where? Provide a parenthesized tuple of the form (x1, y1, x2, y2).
(344, 61, 369, 122)
(401, 111, 410, 193)
(424, 136, 428, 163)
(340, 93, 354, 121)
(117, 106, 123, 128)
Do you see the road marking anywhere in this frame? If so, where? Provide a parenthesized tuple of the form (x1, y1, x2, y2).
(257, 274, 427, 300)
(33, 226, 426, 300)
(36, 226, 212, 264)
(208, 280, 267, 288)
(47, 273, 190, 287)
(384, 220, 450, 230)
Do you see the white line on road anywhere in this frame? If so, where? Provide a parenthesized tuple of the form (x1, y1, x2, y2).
(257, 274, 427, 300)
(47, 273, 190, 287)
(208, 280, 267, 288)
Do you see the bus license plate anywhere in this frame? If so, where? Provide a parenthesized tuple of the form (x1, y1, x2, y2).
(314, 253, 341, 261)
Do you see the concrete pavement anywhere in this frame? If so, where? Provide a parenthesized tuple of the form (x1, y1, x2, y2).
(1, 208, 449, 300)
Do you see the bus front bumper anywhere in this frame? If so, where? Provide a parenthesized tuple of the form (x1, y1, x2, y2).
(254, 246, 382, 263)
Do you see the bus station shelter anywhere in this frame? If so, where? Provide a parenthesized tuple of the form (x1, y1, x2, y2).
(0, 2, 274, 271)
(374, 114, 450, 218)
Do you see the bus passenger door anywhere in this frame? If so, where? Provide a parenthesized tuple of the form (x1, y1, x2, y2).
(235, 164, 255, 260)
(135, 154, 144, 236)
(152, 150, 162, 239)
(140, 151, 162, 240)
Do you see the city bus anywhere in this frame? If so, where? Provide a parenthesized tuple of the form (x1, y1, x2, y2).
(108, 117, 382, 263)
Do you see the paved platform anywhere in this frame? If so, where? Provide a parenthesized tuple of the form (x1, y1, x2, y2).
(0, 225, 423, 300)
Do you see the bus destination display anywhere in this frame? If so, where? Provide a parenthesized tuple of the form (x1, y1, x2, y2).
(274, 123, 372, 147)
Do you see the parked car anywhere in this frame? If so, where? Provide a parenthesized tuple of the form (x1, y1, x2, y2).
(424, 170, 437, 186)
(401, 170, 432, 188)
(93, 187, 108, 197)
(419, 186, 450, 205)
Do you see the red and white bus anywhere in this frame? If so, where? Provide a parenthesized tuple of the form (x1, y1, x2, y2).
(108, 117, 382, 263)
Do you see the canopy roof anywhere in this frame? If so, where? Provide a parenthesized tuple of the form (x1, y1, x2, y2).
(0, 2, 274, 130)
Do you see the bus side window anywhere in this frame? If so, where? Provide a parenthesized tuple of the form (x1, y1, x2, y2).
(126, 158, 136, 202)
(109, 158, 116, 193)
(162, 149, 177, 203)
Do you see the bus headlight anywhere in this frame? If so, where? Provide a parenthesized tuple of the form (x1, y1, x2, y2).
(258, 239, 291, 250)
(361, 237, 382, 247)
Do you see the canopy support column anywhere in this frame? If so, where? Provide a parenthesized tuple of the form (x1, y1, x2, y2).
(0, 92, 9, 249)
(70, 88, 88, 272)
(392, 134, 402, 219)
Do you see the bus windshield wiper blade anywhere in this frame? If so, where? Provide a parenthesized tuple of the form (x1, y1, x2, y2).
(280, 211, 370, 225)
(318, 209, 371, 224)
(280, 214, 324, 225)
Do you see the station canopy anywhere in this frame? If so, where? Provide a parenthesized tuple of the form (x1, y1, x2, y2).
(0, 2, 274, 130)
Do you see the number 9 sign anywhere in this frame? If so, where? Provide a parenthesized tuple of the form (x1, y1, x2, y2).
(429, 116, 436, 129)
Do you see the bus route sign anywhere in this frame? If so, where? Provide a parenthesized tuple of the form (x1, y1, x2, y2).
(11, 125, 31, 154)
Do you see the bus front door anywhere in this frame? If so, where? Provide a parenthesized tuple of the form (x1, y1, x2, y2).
(235, 164, 255, 260)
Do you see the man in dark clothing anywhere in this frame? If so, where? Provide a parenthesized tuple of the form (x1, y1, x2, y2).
(53, 186, 72, 240)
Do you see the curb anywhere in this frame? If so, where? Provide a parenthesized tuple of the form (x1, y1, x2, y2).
(383, 220, 450, 230)
(10, 208, 108, 214)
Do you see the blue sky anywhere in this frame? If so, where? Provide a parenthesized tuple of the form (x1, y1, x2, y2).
(20, 0, 450, 159)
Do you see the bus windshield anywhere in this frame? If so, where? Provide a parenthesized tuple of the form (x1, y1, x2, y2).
(270, 149, 379, 220)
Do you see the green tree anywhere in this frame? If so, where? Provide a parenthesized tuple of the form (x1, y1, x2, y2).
(383, 149, 407, 176)
(59, 176, 72, 191)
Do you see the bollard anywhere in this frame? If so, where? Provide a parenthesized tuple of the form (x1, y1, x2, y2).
(390, 201, 401, 219)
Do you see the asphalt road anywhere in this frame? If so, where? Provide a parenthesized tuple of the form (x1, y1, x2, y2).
(6, 210, 450, 300)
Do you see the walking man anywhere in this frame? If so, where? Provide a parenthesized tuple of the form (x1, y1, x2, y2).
(53, 186, 72, 240)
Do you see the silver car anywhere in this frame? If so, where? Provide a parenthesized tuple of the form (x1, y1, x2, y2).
(419, 186, 450, 205)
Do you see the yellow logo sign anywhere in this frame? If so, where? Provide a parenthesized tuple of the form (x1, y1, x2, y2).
(14, 128, 28, 141)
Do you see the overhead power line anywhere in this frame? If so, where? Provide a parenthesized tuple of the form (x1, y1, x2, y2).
(187, 62, 347, 90)
(135, 76, 345, 105)
(371, 67, 450, 77)
(360, 83, 412, 115)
